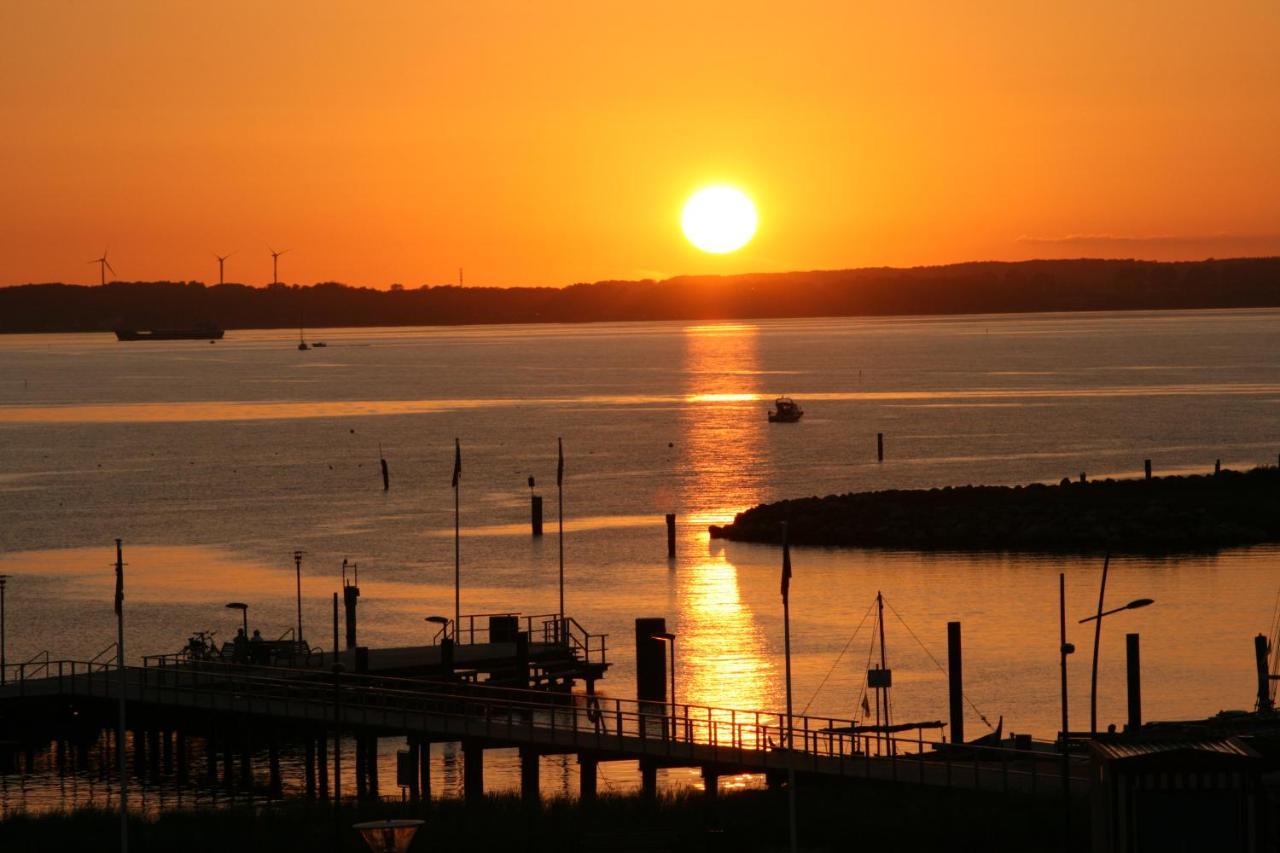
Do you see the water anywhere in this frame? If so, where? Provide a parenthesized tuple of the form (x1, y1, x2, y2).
(1, 308, 1278, 810)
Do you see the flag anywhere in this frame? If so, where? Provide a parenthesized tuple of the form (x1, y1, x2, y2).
(556, 437, 564, 487)
(451, 438, 461, 488)
(780, 523, 792, 602)
(861, 694, 871, 716)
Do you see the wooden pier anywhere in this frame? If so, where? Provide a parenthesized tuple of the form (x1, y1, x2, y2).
(0, 655, 1089, 804)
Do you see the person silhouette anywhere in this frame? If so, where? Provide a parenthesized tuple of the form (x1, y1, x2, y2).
(250, 629, 265, 664)
(233, 628, 249, 664)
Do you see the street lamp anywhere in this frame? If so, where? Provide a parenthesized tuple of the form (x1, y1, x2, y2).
(225, 602, 249, 635)
(651, 632, 677, 739)
(425, 615, 451, 643)
(353, 818, 424, 853)
(1078, 556, 1153, 736)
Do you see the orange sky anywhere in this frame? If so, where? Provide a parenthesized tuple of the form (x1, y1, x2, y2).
(2, 2, 1278, 287)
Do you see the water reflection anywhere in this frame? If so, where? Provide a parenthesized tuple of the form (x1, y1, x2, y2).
(677, 325, 773, 719)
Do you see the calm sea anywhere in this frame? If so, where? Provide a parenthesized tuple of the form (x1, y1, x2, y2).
(1, 308, 1278, 808)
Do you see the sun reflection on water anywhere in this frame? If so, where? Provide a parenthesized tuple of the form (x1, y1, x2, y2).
(676, 325, 774, 722)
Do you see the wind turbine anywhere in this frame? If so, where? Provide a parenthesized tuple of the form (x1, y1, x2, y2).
(89, 250, 115, 286)
(269, 247, 290, 285)
(214, 251, 234, 286)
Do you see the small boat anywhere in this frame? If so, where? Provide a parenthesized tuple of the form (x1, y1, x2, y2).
(311, 341, 327, 348)
(768, 397, 804, 423)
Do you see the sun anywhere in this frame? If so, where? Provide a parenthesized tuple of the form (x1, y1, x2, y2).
(681, 186, 757, 254)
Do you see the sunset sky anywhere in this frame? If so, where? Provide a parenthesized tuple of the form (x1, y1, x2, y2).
(2, 1, 1278, 288)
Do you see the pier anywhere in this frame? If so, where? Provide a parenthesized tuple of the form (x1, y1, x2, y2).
(0, 654, 1088, 805)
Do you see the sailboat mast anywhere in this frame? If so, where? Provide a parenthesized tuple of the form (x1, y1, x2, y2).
(877, 591, 892, 746)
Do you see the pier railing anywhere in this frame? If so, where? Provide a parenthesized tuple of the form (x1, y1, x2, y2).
(427, 611, 608, 665)
(0, 657, 1086, 796)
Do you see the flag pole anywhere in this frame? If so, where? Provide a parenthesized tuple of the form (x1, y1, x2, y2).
(114, 538, 128, 853)
(781, 522, 797, 853)
(452, 438, 461, 637)
(557, 437, 565, 637)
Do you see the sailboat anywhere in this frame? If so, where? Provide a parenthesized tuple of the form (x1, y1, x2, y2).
(297, 316, 309, 351)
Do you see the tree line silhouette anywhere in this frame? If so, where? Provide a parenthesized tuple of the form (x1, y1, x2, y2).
(2, 257, 1278, 333)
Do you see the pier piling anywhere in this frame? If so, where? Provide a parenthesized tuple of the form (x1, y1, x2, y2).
(635, 618, 668, 704)
(531, 495, 544, 536)
(640, 759, 658, 800)
(1125, 633, 1142, 732)
(304, 737, 316, 799)
(1144, 459, 1152, 479)
(463, 740, 484, 805)
(380, 456, 389, 491)
(578, 755, 598, 801)
(317, 734, 329, 801)
(877, 432, 884, 462)
(520, 747, 540, 806)
(666, 514, 676, 559)
(343, 585, 360, 649)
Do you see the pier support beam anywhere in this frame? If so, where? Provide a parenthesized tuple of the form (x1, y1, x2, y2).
(317, 734, 329, 801)
(418, 739, 431, 805)
(640, 759, 658, 801)
(160, 729, 173, 777)
(304, 737, 316, 799)
(702, 767, 719, 800)
(268, 733, 282, 799)
(666, 514, 677, 559)
(463, 740, 484, 805)
(1257, 633, 1275, 713)
(176, 731, 188, 784)
(578, 755, 598, 802)
(355, 734, 367, 800)
(531, 495, 543, 537)
(520, 747, 540, 807)
(366, 737, 379, 800)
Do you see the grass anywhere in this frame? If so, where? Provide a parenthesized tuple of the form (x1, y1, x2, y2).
(0, 780, 1087, 852)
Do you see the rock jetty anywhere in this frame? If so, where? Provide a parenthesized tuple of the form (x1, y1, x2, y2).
(708, 466, 1280, 553)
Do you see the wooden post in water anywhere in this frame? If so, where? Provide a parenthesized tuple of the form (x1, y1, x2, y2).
(665, 514, 676, 560)
(531, 495, 543, 537)
(1125, 633, 1142, 732)
(1214, 459, 1221, 476)
(1144, 459, 1152, 480)
(877, 432, 884, 462)
(380, 457, 389, 491)
(947, 621, 964, 744)
(1256, 634, 1274, 713)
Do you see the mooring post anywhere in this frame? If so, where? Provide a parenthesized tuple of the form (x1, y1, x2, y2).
(1144, 459, 1152, 479)
(1256, 633, 1274, 713)
(1125, 633, 1142, 732)
(877, 432, 884, 462)
(317, 732, 329, 801)
(578, 755, 598, 801)
(380, 456, 390, 491)
(947, 621, 964, 744)
(519, 746, 540, 807)
(463, 740, 485, 805)
(531, 495, 544, 537)
(666, 514, 676, 559)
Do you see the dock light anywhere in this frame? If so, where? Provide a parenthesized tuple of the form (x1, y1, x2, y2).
(353, 818, 424, 853)
(1078, 598, 1155, 624)
(225, 602, 249, 634)
(425, 615, 450, 642)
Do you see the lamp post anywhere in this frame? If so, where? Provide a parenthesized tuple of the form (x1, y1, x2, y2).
(652, 632, 676, 739)
(425, 615, 451, 643)
(0, 574, 8, 687)
(225, 602, 248, 635)
(1078, 556, 1153, 736)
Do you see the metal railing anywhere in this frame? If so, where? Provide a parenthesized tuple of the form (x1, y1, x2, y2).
(427, 612, 608, 665)
(0, 656, 1087, 797)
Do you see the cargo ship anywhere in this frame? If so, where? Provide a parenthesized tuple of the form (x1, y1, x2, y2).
(115, 324, 224, 341)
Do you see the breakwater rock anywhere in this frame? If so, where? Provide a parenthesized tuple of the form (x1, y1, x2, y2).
(708, 466, 1280, 553)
